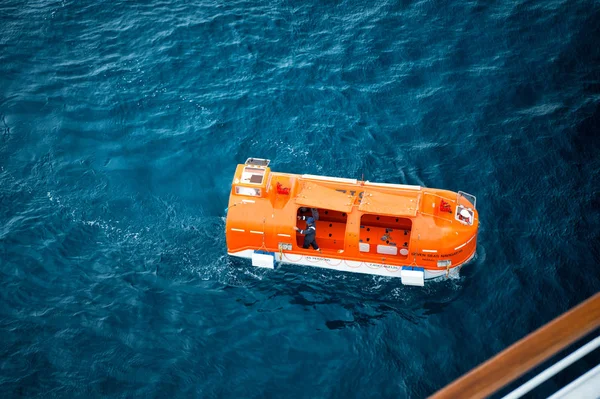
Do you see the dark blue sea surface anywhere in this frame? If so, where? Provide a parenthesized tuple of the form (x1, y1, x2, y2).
(1, 0, 599, 397)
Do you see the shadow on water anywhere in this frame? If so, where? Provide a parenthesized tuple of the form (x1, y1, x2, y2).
(218, 254, 471, 331)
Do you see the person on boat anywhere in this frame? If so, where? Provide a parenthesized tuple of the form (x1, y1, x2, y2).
(298, 207, 319, 221)
(293, 217, 321, 252)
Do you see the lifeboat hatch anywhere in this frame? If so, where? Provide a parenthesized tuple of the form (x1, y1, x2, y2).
(296, 207, 347, 251)
(360, 214, 412, 259)
(245, 158, 270, 167)
(239, 158, 270, 185)
(234, 158, 271, 198)
(241, 166, 267, 185)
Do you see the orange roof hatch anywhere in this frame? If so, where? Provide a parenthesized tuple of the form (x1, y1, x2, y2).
(359, 190, 420, 217)
(295, 182, 354, 213)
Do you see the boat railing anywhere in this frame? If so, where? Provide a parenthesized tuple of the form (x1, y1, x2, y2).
(363, 181, 421, 191)
(301, 174, 358, 184)
(423, 191, 457, 203)
(420, 191, 455, 223)
(457, 190, 477, 209)
(429, 292, 600, 399)
(420, 210, 454, 224)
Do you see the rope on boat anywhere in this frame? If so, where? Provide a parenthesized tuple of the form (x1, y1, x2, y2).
(344, 260, 363, 268)
(325, 258, 342, 267)
(283, 253, 303, 262)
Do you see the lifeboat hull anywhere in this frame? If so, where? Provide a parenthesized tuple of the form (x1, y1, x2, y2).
(226, 158, 479, 286)
(227, 248, 474, 281)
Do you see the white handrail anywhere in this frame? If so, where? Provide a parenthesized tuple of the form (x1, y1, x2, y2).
(548, 362, 600, 399)
(364, 181, 421, 190)
(423, 191, 456, 203)
(301, 174, 358, 184)
(501, 336, 600, 399)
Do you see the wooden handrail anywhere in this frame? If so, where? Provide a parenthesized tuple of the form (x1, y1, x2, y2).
(429, 292, 600, 399)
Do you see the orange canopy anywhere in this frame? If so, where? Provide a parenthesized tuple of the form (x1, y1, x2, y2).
(295, 182, 354, 213)
(358, 190, 420, 217)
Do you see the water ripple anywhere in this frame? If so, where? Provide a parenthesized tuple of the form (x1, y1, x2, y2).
(1, 0, 599, 397)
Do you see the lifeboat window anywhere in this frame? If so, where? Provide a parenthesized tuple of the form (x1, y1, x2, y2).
(235, 186, 261, 197)
(377, 245, 398, 256)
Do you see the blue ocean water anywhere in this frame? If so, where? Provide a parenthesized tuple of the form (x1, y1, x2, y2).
(1, 0, 599, 397)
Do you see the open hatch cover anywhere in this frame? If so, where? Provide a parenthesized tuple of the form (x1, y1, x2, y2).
(358, 190, 420, 217)
(295, 182, 354, 213)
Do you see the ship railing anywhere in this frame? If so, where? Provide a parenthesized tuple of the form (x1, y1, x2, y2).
(429, 292, 600, 399)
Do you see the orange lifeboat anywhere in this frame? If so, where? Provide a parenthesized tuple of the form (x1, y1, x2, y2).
(225, 158, 479, 286)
